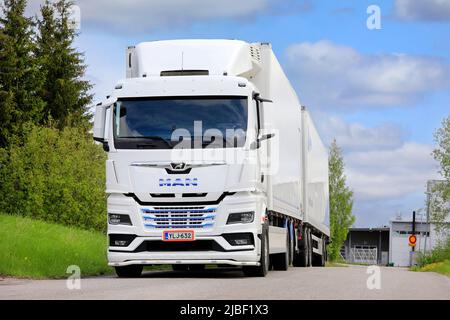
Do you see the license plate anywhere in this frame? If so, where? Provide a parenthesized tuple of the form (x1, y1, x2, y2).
(162, 230, 195, 242)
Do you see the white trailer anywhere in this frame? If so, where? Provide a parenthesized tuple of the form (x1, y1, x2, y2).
(93, 40, 329, 277)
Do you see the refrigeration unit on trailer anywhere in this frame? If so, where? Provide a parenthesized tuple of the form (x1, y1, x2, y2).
(93, 39, 330, 277)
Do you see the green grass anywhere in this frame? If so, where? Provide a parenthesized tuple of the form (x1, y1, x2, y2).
(412, 260, 450, 277)
(0, 214, 112, 279)
(411, 237, 450, 277)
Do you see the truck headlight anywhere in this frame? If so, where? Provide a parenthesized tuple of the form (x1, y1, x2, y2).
(227, 212, 254, 224)
(108, 213, 132, 226)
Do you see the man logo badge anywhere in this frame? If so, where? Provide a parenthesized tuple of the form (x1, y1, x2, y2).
(159, 178, 198, 187)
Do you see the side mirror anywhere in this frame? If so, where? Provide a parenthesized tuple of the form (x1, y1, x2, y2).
(93, 103, 107, 142)
(93, 98, 116, 152)
(250, 133, 276, 150)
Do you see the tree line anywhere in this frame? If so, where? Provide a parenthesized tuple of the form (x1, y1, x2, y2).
(0, 0, 91, 148)
(0, 0, 106, 231)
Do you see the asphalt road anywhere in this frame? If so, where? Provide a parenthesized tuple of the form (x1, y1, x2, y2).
(1, 265, 449, 300)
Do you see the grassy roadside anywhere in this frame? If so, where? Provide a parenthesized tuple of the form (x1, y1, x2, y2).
(0, 214, 112, 279)
(326, 261, 348, 267)
(411, 260, 450, 277)
(410, 238, 450, 277)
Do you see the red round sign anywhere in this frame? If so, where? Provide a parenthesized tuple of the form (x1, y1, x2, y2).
(409, 235, 417, 246)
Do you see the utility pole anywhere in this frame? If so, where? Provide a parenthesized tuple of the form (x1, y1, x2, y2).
(412, 211, 416, 252)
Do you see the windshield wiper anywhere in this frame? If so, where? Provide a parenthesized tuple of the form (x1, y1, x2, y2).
(131, 136, 173, 149)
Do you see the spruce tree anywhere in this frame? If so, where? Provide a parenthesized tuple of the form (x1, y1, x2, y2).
(0, 0, 45, 147)
(36, 0, 92, 127)
(328, 139, 356, 261)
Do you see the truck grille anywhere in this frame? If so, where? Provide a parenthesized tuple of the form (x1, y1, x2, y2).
(141, 206, 216, 229)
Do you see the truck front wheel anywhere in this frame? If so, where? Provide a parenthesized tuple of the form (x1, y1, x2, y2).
(243, 228, 269, 277)
(115, 265, 143, 278)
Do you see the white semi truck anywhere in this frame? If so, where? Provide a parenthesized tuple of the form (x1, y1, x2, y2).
(93, 40, 330, 277)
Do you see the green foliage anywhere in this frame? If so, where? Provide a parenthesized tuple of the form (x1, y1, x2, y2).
(414, 260, 450, 277)
(0, 0, 45, 147)
(428, 117, 450, 233)
(433, 116, 450, 194)
(328, 140, 355, 261)
(416, 237, 450, 267)
(0, 214, 111, 279)
(428, 182, 450, 234)
(36, 0, 93, 127)
(0, 0, 100, 233)
(0, 0, 93, 148)
(0, 123, 107, 232)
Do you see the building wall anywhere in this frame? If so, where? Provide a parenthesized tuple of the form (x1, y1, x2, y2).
(389, 221, 449, 267)
(343, 229, 390, 265)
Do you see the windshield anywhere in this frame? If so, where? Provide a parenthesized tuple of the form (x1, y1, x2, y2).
(113, 96, 248, 149)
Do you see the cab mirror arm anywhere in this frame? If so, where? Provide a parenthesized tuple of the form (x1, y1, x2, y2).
(250, 133, 276, 150)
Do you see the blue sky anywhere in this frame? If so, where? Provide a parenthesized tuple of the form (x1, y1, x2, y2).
(27, 0, 450, 227)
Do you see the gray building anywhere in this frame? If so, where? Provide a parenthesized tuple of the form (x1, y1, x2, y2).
(390, 216, 448, 266)
(342, 227, 390, 265)
(341, 180, 449, 266)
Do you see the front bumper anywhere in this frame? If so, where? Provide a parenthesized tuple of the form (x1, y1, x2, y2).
(107, 192, 264, 266)
(109, 260, 259, 267)
(109, 252, 260, 267)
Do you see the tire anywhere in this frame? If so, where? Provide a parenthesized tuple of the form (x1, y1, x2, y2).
(172, 264, 189, 272)
(243, 227, 269, 277)
(272, 227, 289, 271)
(115, 265, 143, 278)
(293, 227, 309, 267)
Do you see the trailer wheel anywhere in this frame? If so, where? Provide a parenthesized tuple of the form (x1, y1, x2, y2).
(115, 265, 143, 278)
(272, 228, 289, 271)
(243, 227, 269, 277)
(293, 227, 309, 267)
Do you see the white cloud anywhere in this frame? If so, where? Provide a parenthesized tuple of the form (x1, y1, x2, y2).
(394, 0, 450, 21)
(26, 0, 311, 32)
(314, 113, 438, 216)
(285, 41, 450, 109)
(345, 142, 440, 200)
(352, 193, 425, 227)
(318, 116, 405, 152)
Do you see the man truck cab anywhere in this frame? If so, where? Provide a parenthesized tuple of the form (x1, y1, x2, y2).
(93, 40, 329, 277)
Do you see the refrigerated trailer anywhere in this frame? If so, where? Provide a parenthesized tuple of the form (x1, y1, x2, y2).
(93, 40, 330, 277)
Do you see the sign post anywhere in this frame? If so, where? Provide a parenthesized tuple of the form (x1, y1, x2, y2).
(411, 210, 416, 251)
(408, 234, 417, 247)
(409, 211, 417, 266)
